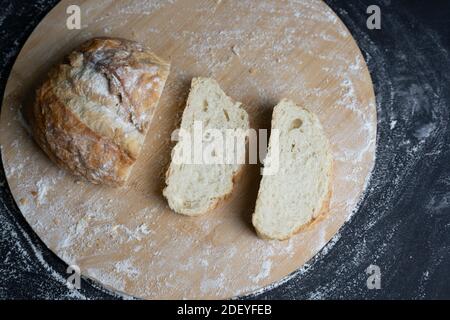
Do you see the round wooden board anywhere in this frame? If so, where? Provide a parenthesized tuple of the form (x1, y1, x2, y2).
(0, 0, 376, 299)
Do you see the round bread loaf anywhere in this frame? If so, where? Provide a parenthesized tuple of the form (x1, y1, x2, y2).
(29, 37, 170, 186)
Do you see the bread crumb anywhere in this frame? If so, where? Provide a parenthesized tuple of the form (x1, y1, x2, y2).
(19, 198, 28, 206)
(231, 45, 240, 56)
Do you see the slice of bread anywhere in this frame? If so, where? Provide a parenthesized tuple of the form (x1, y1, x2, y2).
(252, 99, 333, 240)
(163, 77, 249, 216)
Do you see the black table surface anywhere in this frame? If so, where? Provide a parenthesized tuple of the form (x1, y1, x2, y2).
(0, 0, 449, 300)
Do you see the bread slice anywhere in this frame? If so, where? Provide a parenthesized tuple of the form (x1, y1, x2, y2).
(163, 77, 249, 216)
(252, 99, 333, 240)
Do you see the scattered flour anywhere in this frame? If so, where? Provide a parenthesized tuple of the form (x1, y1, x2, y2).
(390, 120, 397, 130)
(200, 273, 225, 295)
(115, 258, 140, 279)
(250, 260, 272, 283)
(86, 267, 126, 292)
(1, 0, 376, 300)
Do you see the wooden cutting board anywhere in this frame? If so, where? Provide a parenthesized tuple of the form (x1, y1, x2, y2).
(0, 0, 376, 299)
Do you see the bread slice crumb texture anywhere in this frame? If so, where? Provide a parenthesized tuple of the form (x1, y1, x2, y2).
(252, 99, 333, 240)
(163, 77, 249, 216)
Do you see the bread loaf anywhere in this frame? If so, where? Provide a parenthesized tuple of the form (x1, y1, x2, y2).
(29, 37, 170, 186)
(252, 99, 333, 240)
(163, 78, 249, 216)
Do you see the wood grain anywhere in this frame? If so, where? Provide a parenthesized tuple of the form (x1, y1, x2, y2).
(0, 0, 376, 299)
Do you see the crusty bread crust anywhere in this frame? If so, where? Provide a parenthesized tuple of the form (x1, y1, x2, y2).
(30, 37, 170, 186)
(32, 82, 135, 186)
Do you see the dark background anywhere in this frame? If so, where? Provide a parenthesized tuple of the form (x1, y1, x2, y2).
(0, 0, 449, 299)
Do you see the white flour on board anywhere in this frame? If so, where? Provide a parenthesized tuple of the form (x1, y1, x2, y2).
(1, 0, 377, 299)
